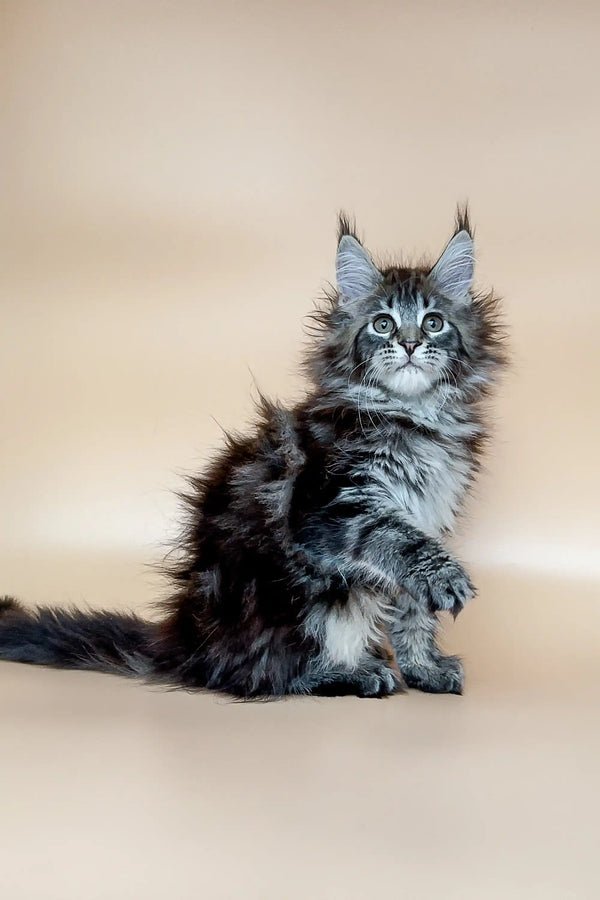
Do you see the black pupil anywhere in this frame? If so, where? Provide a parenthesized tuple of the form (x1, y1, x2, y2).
(379, 319, 388, 330)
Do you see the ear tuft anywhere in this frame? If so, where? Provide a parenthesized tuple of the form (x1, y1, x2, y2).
(454, 202, 473, 239)
(337, 211, 358, 243)
(336, 228, 382, 302)
(429, 229, 474, 300)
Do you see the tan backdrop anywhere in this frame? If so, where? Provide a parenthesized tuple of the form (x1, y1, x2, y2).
(1, 2, 599, 899)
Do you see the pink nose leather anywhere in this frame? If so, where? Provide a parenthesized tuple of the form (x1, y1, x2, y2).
(401, 341, 421, 356)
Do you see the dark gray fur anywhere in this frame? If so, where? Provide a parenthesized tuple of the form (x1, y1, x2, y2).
(0, 208, 506, 698)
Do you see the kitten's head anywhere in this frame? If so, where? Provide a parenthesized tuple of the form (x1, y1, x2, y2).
(308, 208, 505, 409)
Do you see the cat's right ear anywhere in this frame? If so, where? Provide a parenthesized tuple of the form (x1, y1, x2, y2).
(336, 232, 382, 303)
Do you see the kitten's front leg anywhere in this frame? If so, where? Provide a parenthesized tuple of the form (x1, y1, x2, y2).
(388, 596, 465, 695)
(342, 512, 476, 617)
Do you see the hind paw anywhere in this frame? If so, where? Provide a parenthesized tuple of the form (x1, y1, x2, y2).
(355, 663, 407, 698)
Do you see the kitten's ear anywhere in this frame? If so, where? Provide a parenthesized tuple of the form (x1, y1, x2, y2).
(429, 230, 474, 301)
(336, 233, 382, 302)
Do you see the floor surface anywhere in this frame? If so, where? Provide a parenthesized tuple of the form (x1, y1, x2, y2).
(1, 564, 598, 900)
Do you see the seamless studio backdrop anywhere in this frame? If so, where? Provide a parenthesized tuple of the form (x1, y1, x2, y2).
(1, 3, 599, 900)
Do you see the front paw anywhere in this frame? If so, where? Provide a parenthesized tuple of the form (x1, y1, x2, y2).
(409, 556, 475, 616)
(403, 655, 464, 695)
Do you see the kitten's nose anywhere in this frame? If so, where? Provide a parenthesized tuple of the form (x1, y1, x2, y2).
(400, 340, 421, 357)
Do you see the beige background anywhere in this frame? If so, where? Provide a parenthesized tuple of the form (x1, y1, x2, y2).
(1, 2, 599, 898)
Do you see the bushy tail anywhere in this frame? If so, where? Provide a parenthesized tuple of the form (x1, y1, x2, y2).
(0, 596, 159, 679)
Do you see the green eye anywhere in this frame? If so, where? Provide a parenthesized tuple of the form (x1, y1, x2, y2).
(373, 315, 394, 335)
(422, 313, 444, 333)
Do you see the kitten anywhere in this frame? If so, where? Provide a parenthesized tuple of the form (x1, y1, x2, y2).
(0, 208, 505, 698)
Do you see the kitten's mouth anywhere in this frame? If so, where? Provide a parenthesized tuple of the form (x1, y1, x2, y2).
(399, 360, 421, 371)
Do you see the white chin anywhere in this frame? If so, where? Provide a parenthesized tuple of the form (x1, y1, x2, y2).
(384, 366, 433, 397)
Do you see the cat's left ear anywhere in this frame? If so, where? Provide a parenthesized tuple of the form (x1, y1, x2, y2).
(429, 230, 474, 301)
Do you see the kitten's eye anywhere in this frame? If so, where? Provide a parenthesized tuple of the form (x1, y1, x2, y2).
(422, 313, 444, 333)
(373, 315, 394, 335)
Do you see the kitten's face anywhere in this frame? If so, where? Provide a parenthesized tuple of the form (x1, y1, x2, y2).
(353, 285, 468, 398)
(333, 226, 477, 401)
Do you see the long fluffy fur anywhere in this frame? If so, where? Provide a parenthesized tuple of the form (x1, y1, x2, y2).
(0, 597, 156, 677)
(0, 209, 506, 698)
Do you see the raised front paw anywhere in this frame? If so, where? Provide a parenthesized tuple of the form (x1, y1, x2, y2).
(408, 555, 475, 617)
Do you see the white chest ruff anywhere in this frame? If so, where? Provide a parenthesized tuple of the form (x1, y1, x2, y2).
(374, 438, 473, 537)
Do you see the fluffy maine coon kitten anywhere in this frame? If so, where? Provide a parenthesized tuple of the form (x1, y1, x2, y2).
(0, 209, 505, 698)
